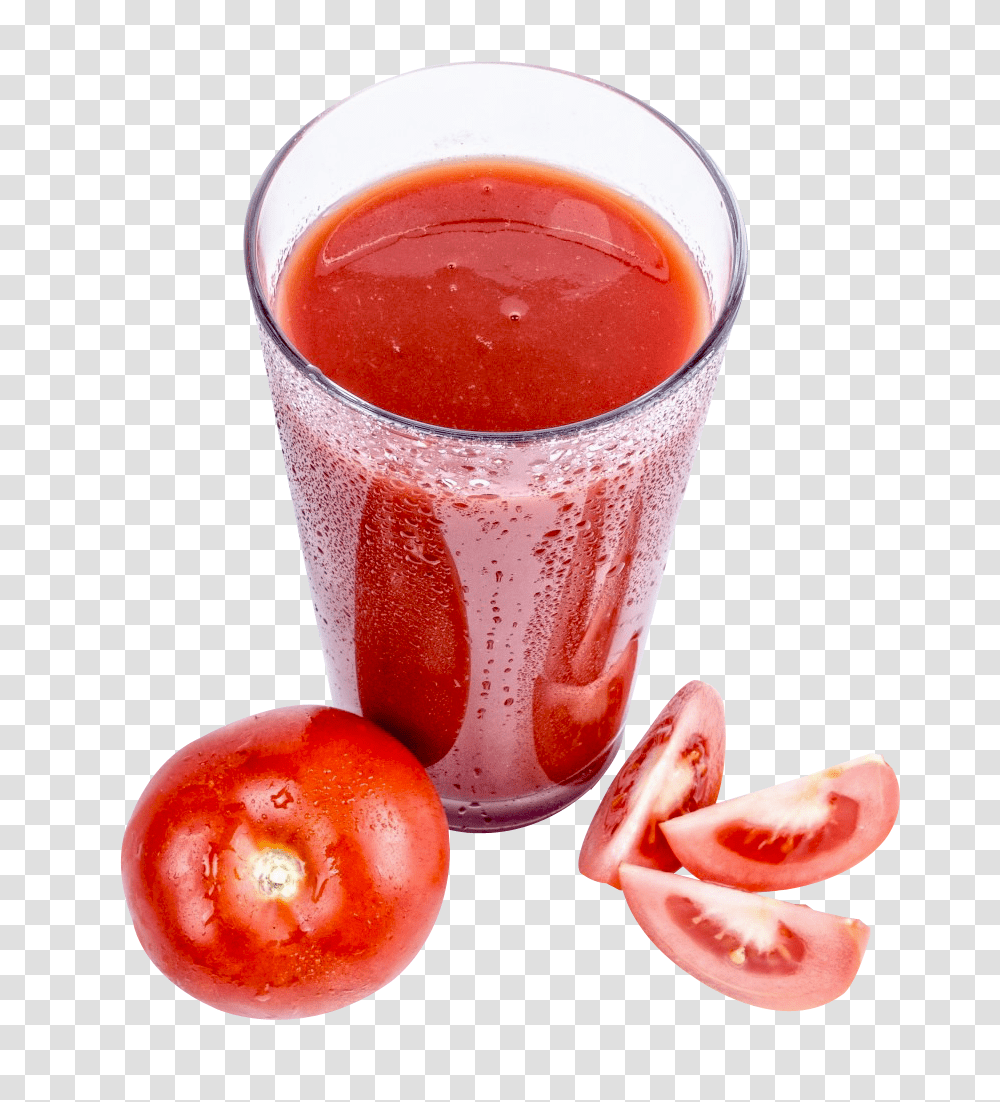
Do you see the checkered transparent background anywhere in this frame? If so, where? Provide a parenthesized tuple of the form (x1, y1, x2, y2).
(2, 1, 997, 1100)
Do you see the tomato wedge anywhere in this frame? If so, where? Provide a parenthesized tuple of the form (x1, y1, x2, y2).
(659, 753, 899, 892)
(578, 681, 725, 889)
(620, 865, 870, 1010)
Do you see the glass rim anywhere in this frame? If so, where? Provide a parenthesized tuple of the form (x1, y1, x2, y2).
(244, 61, 748, 445)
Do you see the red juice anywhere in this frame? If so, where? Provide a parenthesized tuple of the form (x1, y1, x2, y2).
(276, 160, 708, 432)
(266, 159, 713, 829)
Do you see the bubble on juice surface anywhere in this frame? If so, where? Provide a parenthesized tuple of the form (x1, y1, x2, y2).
(500, 296, 528, 321)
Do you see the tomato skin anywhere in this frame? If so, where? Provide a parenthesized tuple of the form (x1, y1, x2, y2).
(578, 681, 726, 889)
(620, 865, 870, 1011)
(121, 706, 449, 1019)
(659, 754, 899, 892)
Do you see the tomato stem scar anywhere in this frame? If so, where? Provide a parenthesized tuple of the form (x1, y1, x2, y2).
(251, 847, 305, 901)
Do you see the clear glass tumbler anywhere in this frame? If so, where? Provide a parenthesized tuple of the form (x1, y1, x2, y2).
(245, 64, 746, 832)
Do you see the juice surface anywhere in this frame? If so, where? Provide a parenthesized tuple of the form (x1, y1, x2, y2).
(275, 159, 710, 433)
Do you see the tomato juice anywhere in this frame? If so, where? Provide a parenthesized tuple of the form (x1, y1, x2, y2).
(263, 158, 716, 830)
(275, 160, 709, 432)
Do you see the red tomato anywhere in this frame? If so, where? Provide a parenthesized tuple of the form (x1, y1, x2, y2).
(620, 865, 870, 1010)
(578, 681, 726, 889)
(659, 754, 899, 892)
(121, 706, 450, 1019)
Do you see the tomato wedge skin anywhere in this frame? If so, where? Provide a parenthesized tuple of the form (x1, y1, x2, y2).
(578, 681, 725, 890)
(620, 865, 870, 1011)
(659, 753, 899, 892)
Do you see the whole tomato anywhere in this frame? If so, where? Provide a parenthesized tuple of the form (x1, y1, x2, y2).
(121, 706, 450, 1019)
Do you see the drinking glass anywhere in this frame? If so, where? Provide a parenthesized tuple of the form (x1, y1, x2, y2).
(245, 63, 746, 831)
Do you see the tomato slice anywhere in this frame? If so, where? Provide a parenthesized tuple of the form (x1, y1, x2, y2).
(620, 865, 870, 1010)
(659, 754, 899, 892)
(578, 681, 725, 889)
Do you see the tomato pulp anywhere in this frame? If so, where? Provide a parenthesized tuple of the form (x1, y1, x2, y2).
(268, 160, 713, 829)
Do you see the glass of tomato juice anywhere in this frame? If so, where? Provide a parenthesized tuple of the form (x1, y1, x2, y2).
(244, 64, 746, 831)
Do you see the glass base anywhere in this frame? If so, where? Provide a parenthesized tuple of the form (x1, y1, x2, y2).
(441, 731, 622, 832)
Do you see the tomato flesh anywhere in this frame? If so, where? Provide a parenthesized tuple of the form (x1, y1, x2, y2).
(665, 895, 806, 975)
(578, 680, 726, 889)
(660, 753, 899, 892)
(121, 706, 450, 1019)
(716, 793, 858, 866)
(620, 864, 870, 1011)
